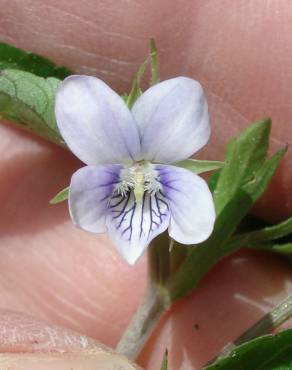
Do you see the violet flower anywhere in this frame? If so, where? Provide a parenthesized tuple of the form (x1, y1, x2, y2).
(55, 76, 216, 265)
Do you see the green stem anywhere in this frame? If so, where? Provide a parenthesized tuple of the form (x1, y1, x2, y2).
(116, 282, 167, 359)
(116, 234, 187, 359)
(209, 293, 292, 363)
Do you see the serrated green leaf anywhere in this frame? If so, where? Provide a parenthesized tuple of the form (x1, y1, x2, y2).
(175, 159, 224, 174)
(214, 119, 271, 215)
(169, 143, 287, 301)
(203, 330, 292, 370)
(0, 42, 72, 79)
(50, 186, 69, 204)
(0, 69, 64, 145)
(160, 350, 168, 370)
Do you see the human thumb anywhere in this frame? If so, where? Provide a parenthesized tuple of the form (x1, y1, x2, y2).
(0, 310, 140, 370)
(0, 352, 139, 369)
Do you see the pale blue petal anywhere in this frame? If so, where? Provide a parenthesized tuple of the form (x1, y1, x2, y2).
(69, 165, 122, 233)
(156, 165, 215, 244)
(132, 77, 210, 163)
(55, 75, 141, 165)
(106, 190, 170, 265)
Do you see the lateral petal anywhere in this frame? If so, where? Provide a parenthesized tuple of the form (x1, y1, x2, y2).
(157, 165, 215, 244)
(69, 165, 122, 233)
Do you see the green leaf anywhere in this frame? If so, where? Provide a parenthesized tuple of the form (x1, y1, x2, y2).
(175, 159, 225, 174)
(50, 186, 69, 204)
(228, 217, 292, 250)
(242, 146, 287, 202)
(0, 69, 64, 145)
(121, 93, 129, 103)
(126, 38, 160, 109)
(208, 170, 221, 192)
(271, 243, 292, 257)
(204, 330, 292, 370)
(126, 59, 146, 109)
(0, 42, 72, 79)
(244, 242, 292, 258)
(168, 139, 287, 301)
(213, 119, 271, 215)
(160, 350, 168, 370)
(149, 38, 160, 86)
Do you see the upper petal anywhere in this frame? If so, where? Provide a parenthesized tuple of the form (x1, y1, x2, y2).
(106, 190, 170, 265)
(69, 164, 122, 233)
(131, 77, 210, 163)
(55, 75, 141, 165)
(157, 165, 215, 244)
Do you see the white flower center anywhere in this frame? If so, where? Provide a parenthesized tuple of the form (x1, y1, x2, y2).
(117, 161, 161, 203)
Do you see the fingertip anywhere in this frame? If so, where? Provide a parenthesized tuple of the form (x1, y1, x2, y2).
(0, 352, 140, 370)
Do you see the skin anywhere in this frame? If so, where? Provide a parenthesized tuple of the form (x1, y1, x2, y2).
(0, 0, 291, 369)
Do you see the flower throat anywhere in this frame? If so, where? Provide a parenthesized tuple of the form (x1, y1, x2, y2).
(118, 161, 161, 203)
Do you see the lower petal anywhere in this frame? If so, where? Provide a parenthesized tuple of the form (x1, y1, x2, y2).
(156, 165, 216, 244)
(106, 190, 170, 265)
(69, 165, 122, 233)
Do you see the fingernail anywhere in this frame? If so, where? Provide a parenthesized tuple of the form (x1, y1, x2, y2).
(0, 352, 140, 369)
